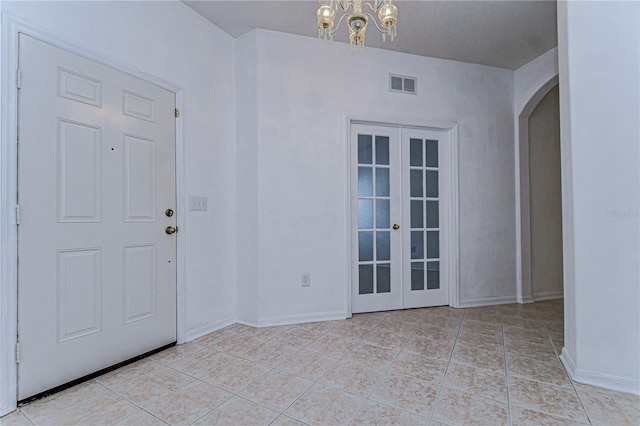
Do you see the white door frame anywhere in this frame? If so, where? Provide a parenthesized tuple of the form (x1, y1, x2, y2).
(344, 115, 460, 317)
(0, 15, 186, 415)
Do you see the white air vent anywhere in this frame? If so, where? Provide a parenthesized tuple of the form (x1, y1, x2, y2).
(389, 74, 417, 95)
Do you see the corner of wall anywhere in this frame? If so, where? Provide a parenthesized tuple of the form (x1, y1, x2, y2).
(234, 31, 260, 322)
(563, 347, 640, 396)
(556, 0, 577, 365)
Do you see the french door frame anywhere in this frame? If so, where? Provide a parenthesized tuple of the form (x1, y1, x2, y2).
(0, 18, 185, 415)
(345, 116, 460, 316)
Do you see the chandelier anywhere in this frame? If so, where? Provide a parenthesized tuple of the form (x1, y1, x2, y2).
(317, 0, 398, 51)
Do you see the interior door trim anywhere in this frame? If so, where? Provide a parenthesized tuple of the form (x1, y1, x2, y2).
(345, 115, 460, 317)
(0, 16, 185, 415)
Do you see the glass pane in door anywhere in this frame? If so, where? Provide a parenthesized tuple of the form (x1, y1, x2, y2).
(359, 265, 374, 294)
(408, 138, 440, 291)
(358, 199, 373, 229)
(427, 261, 440, 290)
(376, 200, 390, 228)
(375, 136, 390, 165)
(357, 132, 393, 295)
(426, 139, 438, 167)
(358, 135, 373, 164)
(377, 265, 391, 293)
(411, 262, 425, 290)
(410, 138, 423, 166)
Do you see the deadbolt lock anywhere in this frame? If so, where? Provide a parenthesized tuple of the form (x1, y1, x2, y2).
(165, 226, 178, 235)
(165, 209, 174, 217)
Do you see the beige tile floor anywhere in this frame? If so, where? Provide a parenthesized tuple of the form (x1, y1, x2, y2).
(2, 300, 639, 425)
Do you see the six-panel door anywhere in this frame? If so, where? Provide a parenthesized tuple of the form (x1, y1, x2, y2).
(17, 34, 177, 399)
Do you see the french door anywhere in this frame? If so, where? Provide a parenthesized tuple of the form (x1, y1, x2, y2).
(351, 123, 449, 313)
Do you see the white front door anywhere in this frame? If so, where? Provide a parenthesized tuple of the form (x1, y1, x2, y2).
(17, 34, 177, 400)
(351, 123, 449, 313)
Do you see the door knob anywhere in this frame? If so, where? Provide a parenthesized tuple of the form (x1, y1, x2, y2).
(165, 226, 178, 235)
(393, 224, 400, 230)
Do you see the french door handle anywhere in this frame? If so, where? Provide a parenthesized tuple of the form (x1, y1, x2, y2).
(393, 224, 400, 230)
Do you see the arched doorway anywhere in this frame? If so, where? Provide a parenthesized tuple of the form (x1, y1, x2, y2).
(516, 76, 561, 302)
(528, 85, 563, 299)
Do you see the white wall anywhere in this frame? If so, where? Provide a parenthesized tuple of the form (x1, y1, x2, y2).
(528, 86, 563, 299)
(558, 1, 640, 395)
(514, 48, 558, 117)
(236, 30, 515, 324)
(0, 0, 237, 397)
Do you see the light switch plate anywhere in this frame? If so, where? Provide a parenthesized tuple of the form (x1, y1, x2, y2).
(301, 273, 311, 287)
(189, 195, 207, 211)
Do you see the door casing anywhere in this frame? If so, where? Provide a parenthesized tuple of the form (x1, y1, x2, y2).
(345, 116, 460, 317)
(0, 18, 186, 415)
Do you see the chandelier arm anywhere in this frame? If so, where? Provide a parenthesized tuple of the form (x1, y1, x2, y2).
(364, 12, 391, 33)
(338, 0, 352, 12)
(328, 12, 351, 35)
(362, 2, 380, 13)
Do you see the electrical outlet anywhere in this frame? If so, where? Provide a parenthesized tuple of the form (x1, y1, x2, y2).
(189, 195, 207, 211)
(301, 273, 311, 287)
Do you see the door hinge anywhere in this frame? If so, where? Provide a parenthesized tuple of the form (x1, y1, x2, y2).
(16, 204, 20, 225)
(16, 68, 22, 89)
(175, 108, 180, 118)
(16, 342, 21, 364)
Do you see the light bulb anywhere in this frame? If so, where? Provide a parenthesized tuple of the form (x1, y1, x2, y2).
(317, 5, 336, 30)
(378, 2, 398, 29)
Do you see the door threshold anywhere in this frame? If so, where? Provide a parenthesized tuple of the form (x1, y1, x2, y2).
(17, 342, 176, 406)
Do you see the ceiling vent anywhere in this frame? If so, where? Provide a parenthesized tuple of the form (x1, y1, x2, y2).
(389, 74, 417, 95)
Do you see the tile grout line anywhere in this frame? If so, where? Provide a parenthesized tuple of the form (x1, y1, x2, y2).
(85, 380, 170, 426)
(428, 308, 465, 425)
(145, 324, 356, 422)
(191, 324, 337, 426)
(238, 328, 325, 420)
(501, 307, 513, 426)
(537, 305, 594, 426)
(272, 317, 375, 425)
(120, 326, 289, 425)
(546, 303, 592, 426)
(20, 380, 115, 425)
(505, 303, 592, 426)
(345, 312, 398, 425)
(243, 321, 366, 425)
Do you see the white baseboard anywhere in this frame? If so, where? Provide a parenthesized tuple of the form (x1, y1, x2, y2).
(459, 295, 518, 308)
(517, 296, 534, 304)
(236, 314, 259, 327)
(573, 370, 640, 396)
(184, 315, 235, 342)
(560, 347, 577, 377)
(238, 311, 347, 328)
(533, 291, 564, 301)
(561, 348, 640, 396)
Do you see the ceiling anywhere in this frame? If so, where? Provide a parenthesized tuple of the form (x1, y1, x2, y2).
(183, 0, 557, 70)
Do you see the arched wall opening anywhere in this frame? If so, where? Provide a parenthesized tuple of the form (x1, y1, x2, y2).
(516, 76, 560, 303)
(528, 85, 563, 299)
